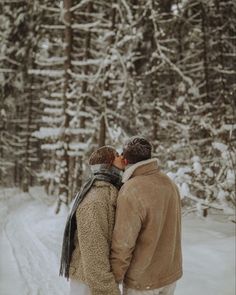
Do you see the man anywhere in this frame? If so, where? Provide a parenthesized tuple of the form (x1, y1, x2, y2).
(111, 137, 182, 295)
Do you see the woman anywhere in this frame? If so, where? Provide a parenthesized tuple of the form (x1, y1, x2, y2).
(60, 146, 124, 295)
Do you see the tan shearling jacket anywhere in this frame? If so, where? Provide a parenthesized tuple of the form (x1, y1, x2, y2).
(69, 180, 121, 295)
(111, 159, 183, 291)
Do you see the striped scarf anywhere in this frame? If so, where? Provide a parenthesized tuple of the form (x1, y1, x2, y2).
(59, 164, 122, 279)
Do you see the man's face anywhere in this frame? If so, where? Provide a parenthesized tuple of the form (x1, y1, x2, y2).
(113, 152, 126, 171)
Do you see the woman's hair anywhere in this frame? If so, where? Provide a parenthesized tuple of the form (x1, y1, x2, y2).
(89, 146, 116, 166)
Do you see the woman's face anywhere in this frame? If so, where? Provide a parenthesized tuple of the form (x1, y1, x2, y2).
(113, 152, 126, 171)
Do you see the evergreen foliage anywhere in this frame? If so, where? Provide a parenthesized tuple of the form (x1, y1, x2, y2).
(0, 0, 235, 213)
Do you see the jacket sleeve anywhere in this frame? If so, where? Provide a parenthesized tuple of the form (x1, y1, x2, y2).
(111, 189, 142, 283)
(76, 200, 120, 295)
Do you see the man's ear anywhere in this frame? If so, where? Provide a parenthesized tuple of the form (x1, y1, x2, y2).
(124, 158, 128, 166)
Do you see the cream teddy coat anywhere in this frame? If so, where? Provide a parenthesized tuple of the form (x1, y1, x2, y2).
(69, 180, 121, 295)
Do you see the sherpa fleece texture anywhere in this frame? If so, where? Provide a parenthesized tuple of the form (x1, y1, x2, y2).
(111, 159, 183, 291)
(69, 180, 121, 295)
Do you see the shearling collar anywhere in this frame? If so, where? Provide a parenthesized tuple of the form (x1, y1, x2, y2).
(122, 158, 158, 183)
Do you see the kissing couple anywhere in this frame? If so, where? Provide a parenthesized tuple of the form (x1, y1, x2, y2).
(60, 136, 182, 295)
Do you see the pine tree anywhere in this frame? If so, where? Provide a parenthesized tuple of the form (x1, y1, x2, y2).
(0, 1, 42, 189)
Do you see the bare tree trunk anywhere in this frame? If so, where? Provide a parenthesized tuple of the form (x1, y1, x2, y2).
(56, 0, 73, 214)
(73, 2, 93, 195)
(22, 58, 33, 192)
(201, 3, 211, 103)
(98, 115, 106, 147)
(98, 5, 117, 147)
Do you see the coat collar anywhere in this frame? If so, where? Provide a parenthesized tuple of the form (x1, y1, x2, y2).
(122, 158, 158, 183)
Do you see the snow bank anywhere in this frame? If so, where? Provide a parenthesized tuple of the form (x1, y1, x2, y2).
(176, 216, 235, 295)
(0, 188, 235, 295)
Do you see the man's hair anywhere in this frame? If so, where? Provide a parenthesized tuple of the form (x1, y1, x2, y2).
(89, 146, 116, 166)
(123, 136, 152, 164)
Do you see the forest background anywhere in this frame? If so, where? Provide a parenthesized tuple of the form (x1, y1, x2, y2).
(0, 0, 235, 214)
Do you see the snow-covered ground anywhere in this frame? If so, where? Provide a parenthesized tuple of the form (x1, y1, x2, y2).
(0, 187, 235, 295)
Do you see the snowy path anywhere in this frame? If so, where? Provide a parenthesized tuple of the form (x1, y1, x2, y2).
(0, 188, 235, 295)
(0, 224, 28, 295)
(0, 188, 69, 295)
